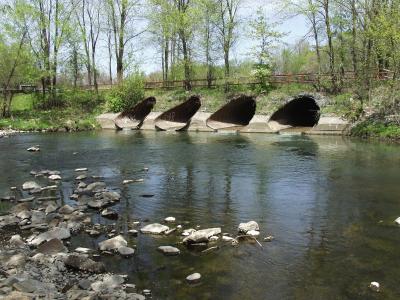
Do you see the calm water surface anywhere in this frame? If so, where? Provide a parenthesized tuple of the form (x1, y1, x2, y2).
(1, 131, 400, 300)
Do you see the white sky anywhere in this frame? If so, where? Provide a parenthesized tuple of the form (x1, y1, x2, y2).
(94, 0, 309, 76)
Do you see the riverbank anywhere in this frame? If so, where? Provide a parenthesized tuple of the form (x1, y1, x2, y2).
(1, 86, 399, 140)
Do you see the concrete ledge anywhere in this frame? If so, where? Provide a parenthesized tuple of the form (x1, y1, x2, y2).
(96, 112, 350, 135)
(96, 113, 119, 130)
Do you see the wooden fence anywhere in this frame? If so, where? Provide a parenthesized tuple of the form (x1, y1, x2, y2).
(2, 71, 394, 94)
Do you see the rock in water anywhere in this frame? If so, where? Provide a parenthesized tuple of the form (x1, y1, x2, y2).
(118, 246, 135, 257)
(183, 228, 221, 244)
(22, 181, 41, 191)
(369, 281, 380, 292)
(98, 235, 127, 251)
(158, 246, 180, 256)
(238, 221, 259, 233)
(140, 223, 170, 235)
(395, 217, 400, 225)
(27, 146, 40, 152)
(75, 168, 88, 172)
(164, 216, 176, 223)
(48, 174, 61, 180)
(186, 273, 201, 284)
(247, 230, 260, 237)
(101, 208, 118, 219)
(90, 275, 125, 292)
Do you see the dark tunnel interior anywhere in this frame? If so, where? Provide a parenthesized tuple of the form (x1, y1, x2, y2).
(207, 95, 256, 126)
(118, 97, 156, 121)
(269, 96, 320, 127)
(157, 96, 201, 123)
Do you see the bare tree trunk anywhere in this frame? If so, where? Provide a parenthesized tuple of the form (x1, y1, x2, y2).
(180, 31, 192, 91)
(351, 0, 358, 76)
(323, 0, 338, 93)
(164, 38, 169, 82)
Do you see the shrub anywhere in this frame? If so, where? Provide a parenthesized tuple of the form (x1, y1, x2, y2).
(107, 73, 145, 112)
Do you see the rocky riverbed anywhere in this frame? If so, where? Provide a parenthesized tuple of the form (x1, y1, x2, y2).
(0, 163, 270, 299)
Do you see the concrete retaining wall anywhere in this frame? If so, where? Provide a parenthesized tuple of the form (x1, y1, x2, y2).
(96, 112, 349, 135)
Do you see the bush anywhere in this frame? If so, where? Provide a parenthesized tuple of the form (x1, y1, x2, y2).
(107, 74, 145, 112)
(33, 89, 105, 112)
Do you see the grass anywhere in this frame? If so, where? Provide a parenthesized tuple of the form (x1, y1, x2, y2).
(351, 120, 400, 140)
(148, 83, 315, 115)
(0, 93, 101, 131)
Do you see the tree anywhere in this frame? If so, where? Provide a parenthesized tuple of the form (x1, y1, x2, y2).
(248, 7, 282, 91)
(198, 0, 218, 88)
(215, 0, 241, 92)
(105, 0, 145, 83)
(0, 1, 37, 117)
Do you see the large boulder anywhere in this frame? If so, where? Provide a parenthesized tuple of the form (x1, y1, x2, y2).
(183, 228, 221, 244)
(98, 235, 127, 251)
(28, 227, 71, 247)
(22, 181, 41, 191)
(238, 221, 259, 234)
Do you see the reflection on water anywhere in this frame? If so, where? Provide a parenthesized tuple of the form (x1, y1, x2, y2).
(1, 131, 400, 299)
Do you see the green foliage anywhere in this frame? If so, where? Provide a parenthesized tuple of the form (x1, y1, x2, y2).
(106, 74, 145, 112)
(251, 64, 272, 93)
(323, 93, 363, 122)
(59, 89, 105, 112)
(351, 120, 400, 140)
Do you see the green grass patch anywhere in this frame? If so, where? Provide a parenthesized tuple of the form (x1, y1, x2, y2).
(351, 120, 400, 140)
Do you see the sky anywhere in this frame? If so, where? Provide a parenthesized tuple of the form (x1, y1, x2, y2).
(95, 0, 310, 76)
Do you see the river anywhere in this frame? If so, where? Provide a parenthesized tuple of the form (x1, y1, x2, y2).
(1, 131, 399, 299)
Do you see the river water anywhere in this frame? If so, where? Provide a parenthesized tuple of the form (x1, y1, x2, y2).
(0, 131, 399, 299)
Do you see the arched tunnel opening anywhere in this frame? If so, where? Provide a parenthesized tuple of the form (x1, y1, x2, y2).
(115, 97, 157, 129)
(206, 95, 256, 130)
(268, 96, 320, 129)
(155, 96, 201, 131)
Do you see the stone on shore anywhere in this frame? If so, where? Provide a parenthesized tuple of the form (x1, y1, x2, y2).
(140, 223, 169, 235)
(65, 254, 105, 273)
(37, 238, 67, 255)
(158, 246, 180, 256)
(22, 181, 41, 191)
(90, 274, 125, 292)
(186, 273, 201, 284)
(29, 227, 71, 247)
(183, 228, 221, 244)
(238, 221, 259, 234)
(98, 235, 127, 251)
(58, 204, 75, 214)
(9, 235, 25, 248)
